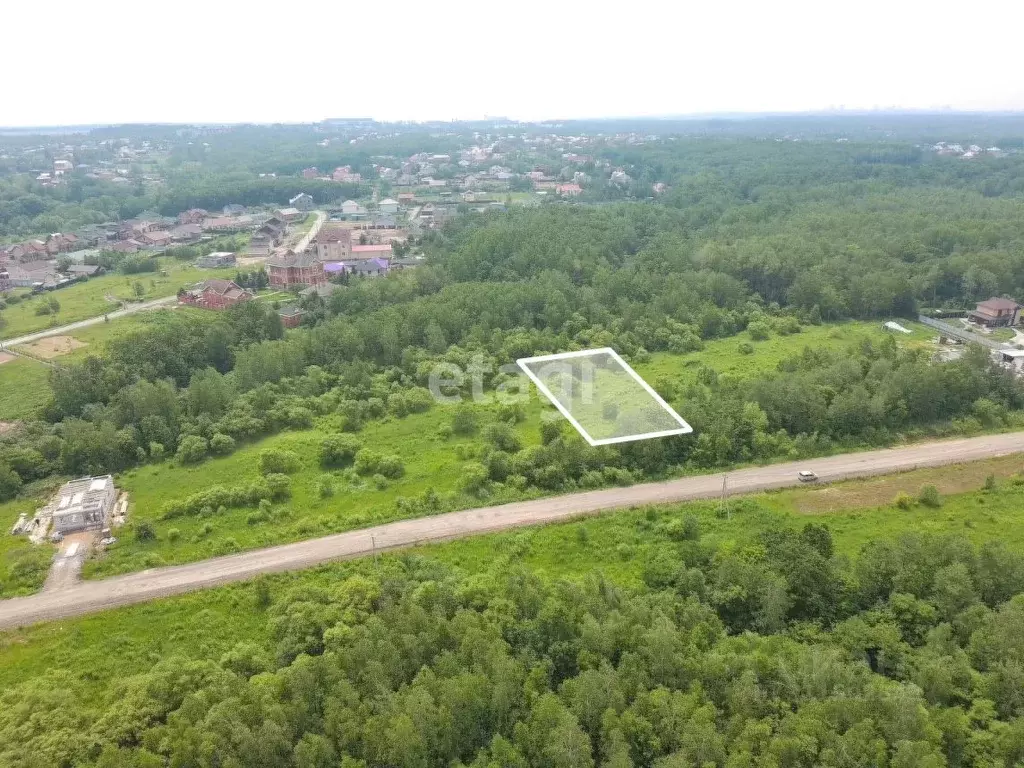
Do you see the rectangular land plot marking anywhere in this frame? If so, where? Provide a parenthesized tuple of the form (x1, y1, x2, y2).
(517, 348, 693, 446)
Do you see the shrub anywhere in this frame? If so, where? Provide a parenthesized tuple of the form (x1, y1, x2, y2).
(372, 473, 389, 490)
(919, 484, 942, 508)
(460, 462, 490, 496)
(894, 492, 915, 510)
(258, 448, 301, 475)
(451, 405, 479, 436)
(209, 433, 236, 455)
(484, 422, 522, 453)
(602, 402, 620, 421)
(148, 442, 165, 460)
(135, 521, 157, 542)
(737, 342, 755, 355)
(747, 320, 771, 341)
(320, 435, 362, 467)
(264, 473, 292, 500)
(773, 316, 802, 335)
(167, 528, 181, 543)
(175, 435, 208, 464)
(354, 450, 404, 479)
(540, 419, 562, 445)
(495, 400, 527, 424)
(318, 476, 334, 498)
(0, 463, 22, 502)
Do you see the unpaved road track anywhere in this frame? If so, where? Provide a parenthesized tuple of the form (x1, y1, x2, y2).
(0, 295, 178, 347)
(3, 431, 1024, 630)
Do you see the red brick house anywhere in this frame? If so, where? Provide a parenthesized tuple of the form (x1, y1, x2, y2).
(267, 250, 326, 288)
(277, 305, 305, 328)
(178, 279, 253, 310)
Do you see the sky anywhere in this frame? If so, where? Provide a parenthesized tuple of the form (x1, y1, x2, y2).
(4, 0, 1024, 127)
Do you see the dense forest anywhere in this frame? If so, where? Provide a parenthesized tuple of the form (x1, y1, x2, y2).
(7, 520, 1024, 767)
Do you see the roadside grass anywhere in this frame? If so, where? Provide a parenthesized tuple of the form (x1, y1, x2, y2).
(0, 498, 54, 598)
(58, 305, 212, 363)
(636, 320, 932, 385)
(990, 327, 1017, 343)
(4, 461, 1024, 704)
(0, 259, 236, 340)
(0, 357, 51, 420)
(82, 399, 545, 579)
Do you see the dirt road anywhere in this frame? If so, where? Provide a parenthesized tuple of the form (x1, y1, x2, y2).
(0, 295, 178, 347)
(2, 431, 1024, 630)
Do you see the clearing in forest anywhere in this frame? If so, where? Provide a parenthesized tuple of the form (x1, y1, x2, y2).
(518, 348, 692, 445)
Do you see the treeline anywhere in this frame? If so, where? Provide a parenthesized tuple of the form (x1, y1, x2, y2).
(7, 523, 1024, 766)
(5, 283, 1022, 505)
(0, 171, 362, 239)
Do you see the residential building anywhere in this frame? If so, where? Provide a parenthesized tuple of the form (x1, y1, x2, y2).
(315, 226, 352, 261)
(177, 208, 209, 225)
(351, 243, 393, 259)
(969, 297, 1021, 327)
(195, 251, 236, 268)
(248, 232, 274, 256)
(289, 193, 315, 211)
(267, 250, 326, 288)
(348, 258, 390, 277)
(378, 198, 399, 215)
(223, 203, 246, 215)
(556, 183, 582, 197)
(178, 278, 253, 310)
(66, 264, 103, 277)
(140, 230, 172, 248)
(50, 475, 116, 534)
(397, 193, 415, 205)
(341, 200, 367, 217)
(277, 305, 305, 328)
(170, 224, 204, 242)
(301, 167, 320, 179)
(275, 207, 303, 222)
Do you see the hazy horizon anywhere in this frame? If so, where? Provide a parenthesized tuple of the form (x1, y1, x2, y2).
(4, 0, 1024, 128)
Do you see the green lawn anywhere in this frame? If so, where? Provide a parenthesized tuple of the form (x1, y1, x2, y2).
(636, 320, 932, 385)
(3, 460, 1023, 703)
(0, 260, 237, 340)
(0, 356, 51, 421)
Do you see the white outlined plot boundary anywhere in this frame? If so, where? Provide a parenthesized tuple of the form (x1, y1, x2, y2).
(516, 347, 694, 446)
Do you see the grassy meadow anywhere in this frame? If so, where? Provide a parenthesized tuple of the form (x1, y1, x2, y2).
(0, 356, 51, 421)
(82, 398, 547, 579)
(0, 497, 53, 598)
(638, 320, 933, 385)
(4, 459, 1024, 704)
(0, 259, 236, 340)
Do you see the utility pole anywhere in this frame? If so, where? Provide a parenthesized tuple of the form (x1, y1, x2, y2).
(721, 474, 729, 520)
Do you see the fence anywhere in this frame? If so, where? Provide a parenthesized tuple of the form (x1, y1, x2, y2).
(917, 315, 1006, 350)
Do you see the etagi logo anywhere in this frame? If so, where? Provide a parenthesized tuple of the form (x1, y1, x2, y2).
(428, 348, 693, 446)
(427, 355, 594, 405)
